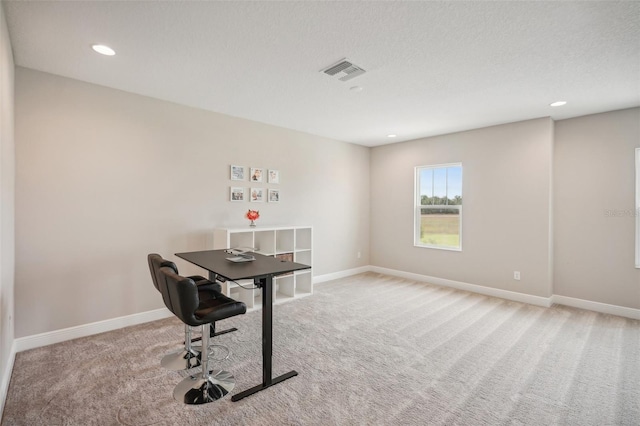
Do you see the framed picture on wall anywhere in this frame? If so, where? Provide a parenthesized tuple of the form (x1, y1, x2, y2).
(250, 167, 264, 182)
(268, 169, 280, 184)
(268, 189, 280, 203)
(231, 165, 245, 181)
(230, 187, 245, 202)
(250, 187, 264, 202)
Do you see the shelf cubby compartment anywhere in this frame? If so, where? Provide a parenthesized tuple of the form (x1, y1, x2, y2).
(295, 227, 312, 251)
(295, 250, 312, 267)
(275, 229, 295, 253)
(254, 230, 276, 255)
(274, 275, 295, 302)
(253, 292, 263, 309)
(228, 285, 241, 301)
(228, 231, 254, 250)
(214, 228, 253, 250)
(228, 280, 257, 310)
(295, 271, 313, 295)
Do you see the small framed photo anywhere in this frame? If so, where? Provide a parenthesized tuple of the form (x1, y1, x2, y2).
(230, 187, 244, 202)
(268, 169, 280, 184)
(230, 165, 245, 181)
(268, 189, 280, 203)
(250, 168, 264, 182)
(250, 187, 264, 202)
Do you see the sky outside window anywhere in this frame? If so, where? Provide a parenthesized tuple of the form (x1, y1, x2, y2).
(419, 165, 462, 204)
(447, 166, 462, 203)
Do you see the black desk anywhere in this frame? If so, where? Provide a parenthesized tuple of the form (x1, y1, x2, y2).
(175, 249, 311, 401)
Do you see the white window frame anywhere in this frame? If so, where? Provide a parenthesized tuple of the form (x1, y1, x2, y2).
(414, 162, 463, 251)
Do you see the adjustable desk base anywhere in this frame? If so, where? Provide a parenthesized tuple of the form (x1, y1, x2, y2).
(231, 275, 299, 401)
(231, 370, 298, 401)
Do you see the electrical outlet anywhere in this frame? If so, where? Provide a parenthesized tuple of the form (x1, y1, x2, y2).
(513, 271, 521, 280)
(357, 251, 362, 259)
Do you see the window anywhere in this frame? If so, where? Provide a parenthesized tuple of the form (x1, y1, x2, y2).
(415, 163, 463, 250)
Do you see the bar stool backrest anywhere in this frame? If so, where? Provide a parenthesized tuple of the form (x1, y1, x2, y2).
(158, 266, 202, 327)
(148, 253, 181, 307)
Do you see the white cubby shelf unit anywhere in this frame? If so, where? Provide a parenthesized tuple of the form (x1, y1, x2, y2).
(212, 226, 313, 310)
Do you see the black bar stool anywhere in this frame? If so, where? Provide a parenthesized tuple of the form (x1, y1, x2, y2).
(158, 266, 247, 404)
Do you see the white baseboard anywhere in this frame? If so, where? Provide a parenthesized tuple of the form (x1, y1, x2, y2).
(371, 266, 553, 308)
(552, 295, 640, 320)
(0, 339, 17, 421)
(313, 266, 372, 284)
(14, 308, 173, 353)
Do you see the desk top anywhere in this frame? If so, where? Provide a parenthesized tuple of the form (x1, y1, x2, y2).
(175, 249, 311, 281)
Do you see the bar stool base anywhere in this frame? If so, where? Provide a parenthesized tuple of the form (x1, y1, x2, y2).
(173, 370, 236, 404)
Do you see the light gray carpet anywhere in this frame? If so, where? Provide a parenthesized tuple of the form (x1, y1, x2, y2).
(2, 272, 639, 425)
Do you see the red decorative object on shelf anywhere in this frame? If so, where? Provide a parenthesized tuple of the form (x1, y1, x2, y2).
(246, 209, 260, 227)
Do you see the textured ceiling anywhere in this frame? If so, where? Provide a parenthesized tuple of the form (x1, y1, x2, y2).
(4, 1, 640, 146)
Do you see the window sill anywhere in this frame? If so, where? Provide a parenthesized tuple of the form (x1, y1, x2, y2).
(414, 243, 462, 252)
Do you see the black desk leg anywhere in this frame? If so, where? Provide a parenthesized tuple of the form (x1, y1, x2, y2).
(263, 276, 273, 384)
(231, 276, 298, 402)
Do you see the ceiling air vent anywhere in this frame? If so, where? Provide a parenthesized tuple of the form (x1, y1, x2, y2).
(321, 59, 366, 82)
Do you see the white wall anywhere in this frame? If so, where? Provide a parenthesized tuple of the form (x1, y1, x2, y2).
(370, 118, 554, 298)
(10, 66, 640, 343)
(14, 68, 370, 338)
(554, 108, 640, 309)
(0, 0, 15, 411)
(370, 109, 640, 312)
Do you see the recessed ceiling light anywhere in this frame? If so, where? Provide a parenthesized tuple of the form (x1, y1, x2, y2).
(387, 134, 397, 138)
(91, 44, 115, 56)
(350, 86, 363, 92)
(550, 101, 567, 107)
